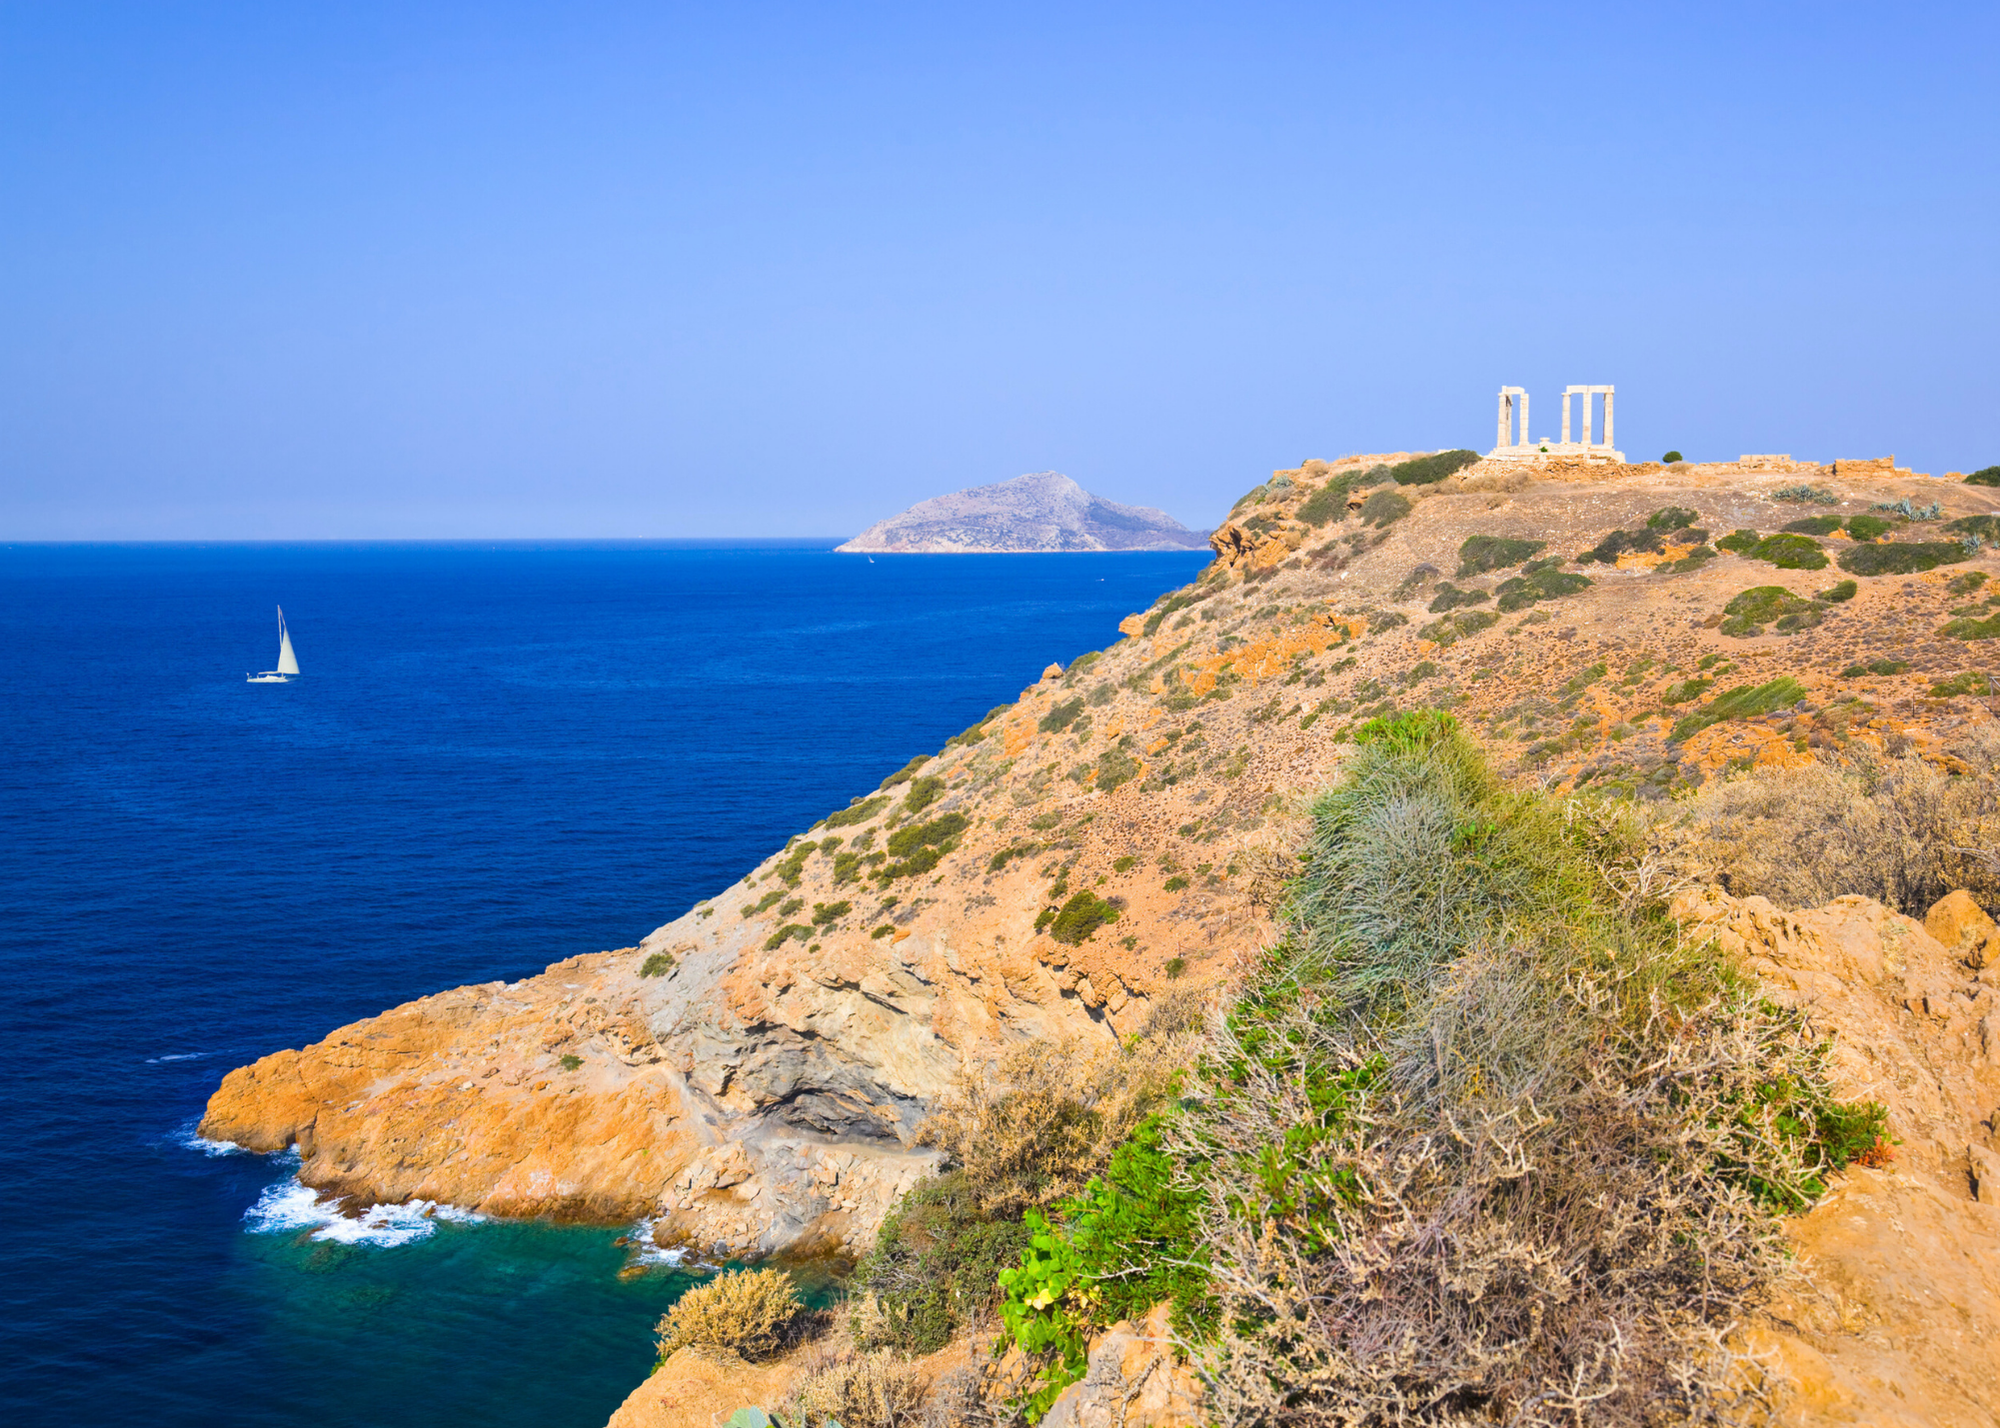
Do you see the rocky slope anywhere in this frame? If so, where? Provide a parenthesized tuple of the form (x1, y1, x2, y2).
(835, 472, 1209, 553)
(203, 450, 1999, 1271)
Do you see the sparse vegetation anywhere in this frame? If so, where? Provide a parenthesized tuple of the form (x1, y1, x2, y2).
(1719, 585, 1829, 636)
(1357, 487, 1411, 528)
(1931, 671, 1996, 697)
(785, 1349, 928, 1428)
(1038, 697, 1086, 734)
(1715, 530, 1829, 570)
(1389, 449, 1480, 485)
(639, 951, 675, 977)
(655, 1268, 802, 1362)
(1494, 559, 1590, 611)
(879, 755, 931, 791)
(1670, 676, 1808, 741)
(1966, 466, 2000, 486)
(1943, 612, 2000, 640)
(1417, 609, 1501, 646)
(822, 795, 891, 830)
(1455, 534, 1545, 575)
(1839, 540, 1972, 576)
(1773, 482, 1838, 503)
(851, 1170, 1031, 1356)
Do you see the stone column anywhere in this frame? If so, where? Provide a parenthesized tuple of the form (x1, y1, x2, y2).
(1603, 389, 1614, 451)
(1498, 390, 1512, 450)
(1519, 392, 1529, 447)
(1582, 390, 1594, 447)
(1561, 392, 1572, 445)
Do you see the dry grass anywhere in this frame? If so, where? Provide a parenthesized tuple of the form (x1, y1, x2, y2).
(1661, 724, 2000, 914)
(654, 1267, 801, 1362)
(918, 1011, 1200, 1215)
(786, 1346, 932, 1428)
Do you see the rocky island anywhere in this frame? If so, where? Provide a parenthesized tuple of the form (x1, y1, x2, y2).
(203, 445, 2000, 1428)
(835, 471, 1209, 553)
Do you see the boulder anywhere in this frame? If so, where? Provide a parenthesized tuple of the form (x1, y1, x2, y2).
(1927, 888, 1999, 968)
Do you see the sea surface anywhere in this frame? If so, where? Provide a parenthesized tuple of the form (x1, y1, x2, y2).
(0, 541, 1209, 1428)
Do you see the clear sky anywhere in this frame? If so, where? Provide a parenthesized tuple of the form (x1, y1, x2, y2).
(4, 2, 1997, 539)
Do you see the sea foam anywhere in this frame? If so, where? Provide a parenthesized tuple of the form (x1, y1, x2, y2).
(244, 1176, 485, 1248)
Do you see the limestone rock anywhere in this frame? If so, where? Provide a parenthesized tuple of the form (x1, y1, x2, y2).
(1040, 1304, 1203, 1428)
(1927, 888, 1999, 968)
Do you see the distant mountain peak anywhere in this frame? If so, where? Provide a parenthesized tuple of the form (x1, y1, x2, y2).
(837, 472, 1209, 554)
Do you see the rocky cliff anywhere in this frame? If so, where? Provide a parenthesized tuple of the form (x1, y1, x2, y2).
(203, 450, 2000, 1269)
(835, 472, 1208, 553)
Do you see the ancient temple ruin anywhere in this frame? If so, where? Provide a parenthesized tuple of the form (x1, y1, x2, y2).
(1489, 384, 1624, 462)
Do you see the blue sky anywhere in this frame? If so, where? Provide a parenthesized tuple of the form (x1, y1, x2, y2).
(3, 2, 1996, 538)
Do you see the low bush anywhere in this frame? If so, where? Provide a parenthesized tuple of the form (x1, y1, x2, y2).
(1948, 571, 1990, 596)
(1038, 697, 1086, 734)
(655, 1268, 801, 1362)
(1719, 585, 1829, 636)
(919, 1028, 1195, 1216)
(1647, 505, 1699, 530)
(764, 923, 813, 950)
(784, 1349, 927, 1428)
(1818, 578, 1859, 601)
(559, 1054, 582, 1071)
(810, 900, 851, 926)
(1494, 560, 1590, 611)
(1949, 514, 2000, 542)
(1455, 534, 1545, 575)
(1843, 657, 1909, 677)
(901, 776, 946, 815)
(1943, 612, 2000, 640)
(879, 813, 969, 880)
(1417, 609, 1500, 646)
(1661, 725, 2000, 914)
(1357, 487, 1411, 528)
(987, 843, 1040, 874)
(741, 889, 785, 919)
(1838, 540, 1972, 576)
(1093, 743, 1141, 793)
(1426, 581, 1488, 613)
(879, 755, 930, 791)
(1932, 671, 1996, 697)
(1662, 449, 1683, 463)
(822, 795, 891, 830)
(1783, 514, 1843, 536)
(1390, 449, 1480, 486)
(1967, 466, 2000, 486)
(1045, 890, 1121, 945)
(639, 951, 674, 977)
(1843, 513, 1894, 541)
(1297, 475, 1355, 526)
(1670, 676, 1808, 741)
(1719, 530, 1829, 570)
(1773, 482, 1838, 503)
(852, 1171, 1031, 1356)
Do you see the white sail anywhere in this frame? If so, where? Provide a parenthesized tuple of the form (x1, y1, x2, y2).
(275, 607, 300, 674)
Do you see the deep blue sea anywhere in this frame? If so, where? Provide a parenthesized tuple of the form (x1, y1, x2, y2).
(0, 541, 1208, 1428)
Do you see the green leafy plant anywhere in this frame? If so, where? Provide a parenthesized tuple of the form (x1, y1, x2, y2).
(640, 951, 675, 978)
(902, 776, 946, 815)
(811, 900, 851, 926)
(1046, 891, 1121, 945)
(871, 924, 896, 939)
(880, 813, 970, 880)
(853, 1171, 1031, 1356)
(1662, 449, 1682, 463)
(559, 1054, 582, 1071)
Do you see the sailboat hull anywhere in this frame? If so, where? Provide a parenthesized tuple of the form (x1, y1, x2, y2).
(246, 673, 291, 683)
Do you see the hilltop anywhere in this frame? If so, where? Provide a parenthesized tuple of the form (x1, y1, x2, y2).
(836, 472, 1209, 553)
(201, 447, 2000, 1427)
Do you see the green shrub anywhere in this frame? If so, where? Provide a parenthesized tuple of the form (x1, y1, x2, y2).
(988, 843, 1040, 874)
(1931, 672, 1996, 696)
(901, 776, 946, 815)
(1164, 956, 1186, 978)
(1357, 487, 1411, 528)
(559, 1054, 582, 1071)
(1818, 578, 1859, 602)
(1942, 613, 2000, 640)
(1718, 531, 1828, 569)
(997, 1116, 1209, 1420)
(1658, 676, 1713, 705)
(1773, 483, 1838, 503)
(1670, 677, 1808, 741)
(1844, 513, 1894, 541)
(1046, 891, 1121, 945)
(1094, 744, 1141, 793)
(1718, 585, 1827, 637)
(1390, 449, 1480, 486)
(1494, 561, 1590, 612)
(1038, 697, 1086, 734)
(1662, 449, 1682, 462)
(1455, 534, 1546, 575)
(879, 813, 969, 880)
(1417, 609, 1501, 646)
(640, 951, 675, 978)
(1842, 658, 1909, 677)
(1838, 540, 1972, 576)
(1948, 571, 1990, 595)
(1426, 581, 1489, 612)
(811, 900, 851, 926)
(871, 924, 896, 939)
(1783, 514, 1843, 536)
(1112, 855, 1137, 872)
(1163, 875, 1189, 892)
(741, 889, 785, 919)
(878, 754, 930, 791)
(822, 795, 891, 830)
(772, 841, 818, 888)
(853, 1171, 1031, 1356)
(1716, 528, 1760, 555)
(1966, 466, 2000, 486)
(764, 923, 812, 950)
(1296, 476, 1354, 526)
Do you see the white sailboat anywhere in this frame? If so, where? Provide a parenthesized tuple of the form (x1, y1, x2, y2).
(247, 606, 301, 683)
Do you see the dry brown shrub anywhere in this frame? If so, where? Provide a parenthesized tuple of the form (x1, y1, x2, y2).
(653, 1267, 800, 1362)
(918, 1012, 1200, 1214)
(785, 1347, 930, 1428)
(1662, 725, 2000, 914)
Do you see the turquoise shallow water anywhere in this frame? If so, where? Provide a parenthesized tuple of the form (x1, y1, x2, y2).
(0, 540, 1207, 1427)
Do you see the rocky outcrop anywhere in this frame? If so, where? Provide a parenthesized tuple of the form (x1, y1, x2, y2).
(1676, 887, 2000, 1426)
(205, 452, 1998, 1265)
(1040, 1303, 1203, 1428)
(836, 472, 1208, 553)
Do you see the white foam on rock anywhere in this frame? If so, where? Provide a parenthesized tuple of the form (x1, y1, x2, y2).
(627, 1216, 700, 1268)
(243, 1175, 485, 1248)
